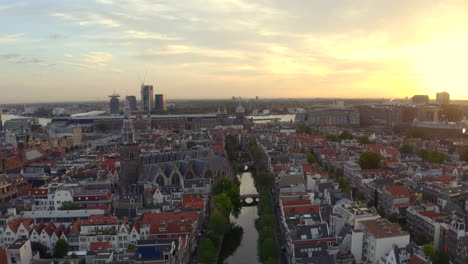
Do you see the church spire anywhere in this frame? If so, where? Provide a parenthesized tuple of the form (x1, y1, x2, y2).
(121, 99, 136, 145)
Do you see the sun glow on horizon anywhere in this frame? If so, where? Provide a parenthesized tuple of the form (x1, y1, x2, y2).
(410, 31, 468, 100)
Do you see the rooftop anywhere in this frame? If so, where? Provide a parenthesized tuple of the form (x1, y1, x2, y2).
(360, 218, 409, 238)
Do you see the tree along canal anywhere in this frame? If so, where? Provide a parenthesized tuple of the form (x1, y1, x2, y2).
(217, 171, 260, 264)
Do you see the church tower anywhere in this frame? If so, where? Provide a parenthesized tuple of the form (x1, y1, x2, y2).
(119, 101, 141, 194)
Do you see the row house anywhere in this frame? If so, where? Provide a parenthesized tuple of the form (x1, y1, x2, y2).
(381, 186, 411, 217)
(140, 211, 201, 254)
(0, 218, 34, 248)
(29, 220, 70, 255)
(78, 214, 119, 251)
(21, 187, 73, 211)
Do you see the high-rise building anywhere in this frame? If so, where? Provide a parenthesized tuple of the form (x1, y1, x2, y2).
(141, 84, 154, 112)
(109, 94, 120, 114)
(436, 91, 450, 104)
(126, 95, 137, 111)
(411, 95, 429, 105)
(154, 94, 167, 111)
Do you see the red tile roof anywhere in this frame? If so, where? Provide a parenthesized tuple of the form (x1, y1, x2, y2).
(283, 204, 320, 215)
(419, 211, 443, 218)
(386, 186, 410, 198)
(8, 218, 22, 233)
(289, 148, 301, 153)
(283, 200, 311, 206)
(132, 220, 140, 233)
(210, 145, 224, 152)
(21, 218, 34, 231)
(34, 222, 46, 233)
(90, 241, 110, 251)
(142, 211, 198, 226)
(408, 255, 428, 264)
(182, 194, 205, 210)
(0, 249, 7, 264)
(82, 214, 118, 225)
(44, 221, 57, 236)
(74, 191, 112, 202)
(21, 188, 48, 196)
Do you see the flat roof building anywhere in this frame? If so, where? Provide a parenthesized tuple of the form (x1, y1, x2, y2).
(155, 94, 167, 111)
(436, 91, 450, 105)
(412, 95, 429, 105)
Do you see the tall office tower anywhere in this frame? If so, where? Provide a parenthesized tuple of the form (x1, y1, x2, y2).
(109, 93, 120, 114)
(141, 84, 154, 111)
(126, 95, 137, 111)
(411, 95, 429, 105)
(436, 91, 450, 105)
(119, 101, 141, 194)
(154, 94, 167, 111)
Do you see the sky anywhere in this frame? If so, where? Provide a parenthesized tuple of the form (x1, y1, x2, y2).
(1, 0, 468, 103)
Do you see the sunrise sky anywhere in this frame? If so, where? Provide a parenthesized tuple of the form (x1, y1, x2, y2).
(1, 0, 468, 103)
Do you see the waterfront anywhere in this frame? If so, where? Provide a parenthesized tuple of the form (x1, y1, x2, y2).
(218, 172, 260, 264)
(2, 114, 52, 127)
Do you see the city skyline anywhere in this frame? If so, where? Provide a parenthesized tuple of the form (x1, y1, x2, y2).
(2, 0, 468, 103)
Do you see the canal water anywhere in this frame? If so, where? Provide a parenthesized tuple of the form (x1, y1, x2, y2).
(218, 172, 260, 264)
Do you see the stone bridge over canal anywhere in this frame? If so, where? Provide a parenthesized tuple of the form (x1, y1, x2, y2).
(241, 193, 260, 206)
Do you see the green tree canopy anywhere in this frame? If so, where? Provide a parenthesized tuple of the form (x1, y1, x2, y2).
(415, 232, 430, 246)
(463, 149, 468, 163)
(418, 149, 446, 163)
(59, 201, 79, 210)
(201, 237, 217, 264)
(95, 121, 110, 133)
(209, 208, 231, 235)
(127, 244, 136, 250)
(358, 151, 382, 169)
(212, 176, 241, 216)
(400, 144, 413, 154)
(358, 136, 370, 145)
(54, 239, 68, 258)
(214, 193, 233, 218)
(296, 124, 312, 134)
(326, 134, 339, 142)
(339, 130, 354, 141)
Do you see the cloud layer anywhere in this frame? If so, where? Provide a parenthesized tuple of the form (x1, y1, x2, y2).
(1, 0, 468, 103)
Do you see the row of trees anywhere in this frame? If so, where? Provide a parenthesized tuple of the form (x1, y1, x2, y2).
(225, 134, 241, 175)
(296, 125, 374, 145)
(417, 149, 446, 164)
(249, 141, 278, 264)
(200, 135, 243, 263)
(201, 177, 241, 263)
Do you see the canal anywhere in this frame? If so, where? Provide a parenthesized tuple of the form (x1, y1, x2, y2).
(218, 171, 260, 264)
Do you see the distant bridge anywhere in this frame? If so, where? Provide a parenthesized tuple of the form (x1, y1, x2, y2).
(250, 118, 281, 122)
(240, 194, 260, 206)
